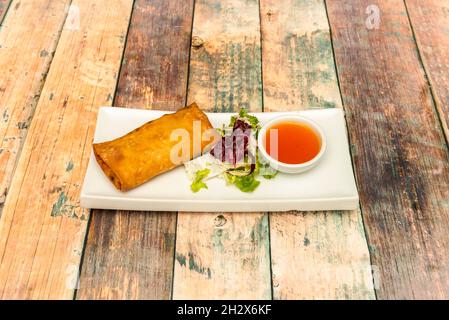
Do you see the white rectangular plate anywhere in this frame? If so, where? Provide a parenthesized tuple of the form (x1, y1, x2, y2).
(80, 107, 359, 212)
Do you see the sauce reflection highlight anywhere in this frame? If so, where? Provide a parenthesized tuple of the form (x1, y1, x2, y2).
(265, 121, 321, 165)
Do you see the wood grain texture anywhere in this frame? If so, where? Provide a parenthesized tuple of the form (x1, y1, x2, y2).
(173, 0, 271, 299)
(270, 211, 375, 299)
(78, 212, 177, 299)
(0, 0, 70, 205)
(114, 0, 194, 111)
(174, 213, 271, 299)
(77, 0, 194, 300)
(261, 0, 375, 299)
(0, 0, 11, 24)
(261, 0, 342, 111)
(0, 0, 133, 299)
(406, 0, 449, 141)
(186, 0, 263, 112)
(327, 0, 449, 299)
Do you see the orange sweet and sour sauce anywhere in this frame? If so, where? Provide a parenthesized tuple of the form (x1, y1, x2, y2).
(265, 121, 321, 164)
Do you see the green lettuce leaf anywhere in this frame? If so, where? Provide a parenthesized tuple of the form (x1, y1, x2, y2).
(225, 173, 260, 193)
(195, 108, 278, 194)
(190, 168, 211, 193)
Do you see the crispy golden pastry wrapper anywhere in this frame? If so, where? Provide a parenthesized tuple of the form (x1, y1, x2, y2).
(93, 103, 217, 191)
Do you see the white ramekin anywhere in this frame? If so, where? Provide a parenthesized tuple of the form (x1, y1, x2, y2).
(257, 115, 326, 174)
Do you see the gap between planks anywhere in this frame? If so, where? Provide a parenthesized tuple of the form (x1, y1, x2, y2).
(326, 0, 449, 299)
(404, 0, 449, 146)
(261, 0, 375, 299)
(172, 0, 272, 300)
(0, 0, 12, 24)
(0, 0, 133, 299)
(0, 0, 73, 208)
(76, 0, 194, 300)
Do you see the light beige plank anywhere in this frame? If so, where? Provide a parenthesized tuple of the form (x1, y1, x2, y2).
(260, 0, 375, 299)
(0, 0, 71, 205)
(174, 213, 271, 299)
(173, 0, 271, 299)
(77, 0, 194, 300)
(0, 0, 133, 299)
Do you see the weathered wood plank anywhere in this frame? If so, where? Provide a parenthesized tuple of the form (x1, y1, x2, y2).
(261, 0, 342, 111)
(77, 0, 194, 300)
(114, 0, 194, 111)
(186, 0, 263, 112)
(0, 0, 11, 24)
(174, 213, 271, 299)
(0, 0, 133, 299)
(406, 0, 449, 141)
(260, 0, 375, 299)
(0, 0, 71, 205)
(78, 212, 177, 299)
(327, 0, 449, 299)
(270, 211, 375, 299)
(173, 0, 271, 299)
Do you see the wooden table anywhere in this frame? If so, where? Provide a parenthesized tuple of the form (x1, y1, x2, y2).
(0, 0, 448, 300)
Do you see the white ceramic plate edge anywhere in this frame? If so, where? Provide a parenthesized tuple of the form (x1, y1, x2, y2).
(80, 107, 359, 212)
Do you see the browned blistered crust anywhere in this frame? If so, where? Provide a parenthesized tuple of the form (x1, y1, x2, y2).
(93, 103, 217, 191)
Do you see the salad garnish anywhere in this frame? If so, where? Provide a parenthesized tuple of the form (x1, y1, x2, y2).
(186, 108, 278, 193)
(190, 168, 211, 192)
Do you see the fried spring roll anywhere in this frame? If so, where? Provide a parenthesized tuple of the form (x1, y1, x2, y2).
(93, 103, 217, 191)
